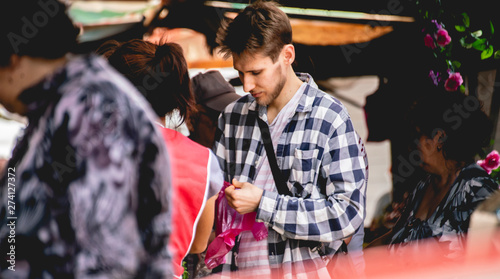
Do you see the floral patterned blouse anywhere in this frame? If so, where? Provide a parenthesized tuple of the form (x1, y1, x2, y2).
(389, 163, 498, 257)
(0, 55, 172, 278)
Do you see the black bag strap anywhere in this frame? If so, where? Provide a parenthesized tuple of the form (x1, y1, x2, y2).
(257, 114, 349, 254)
(256, 116, 292, 196)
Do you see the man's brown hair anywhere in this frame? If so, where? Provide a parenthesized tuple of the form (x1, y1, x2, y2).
(216, 1, 292, 62)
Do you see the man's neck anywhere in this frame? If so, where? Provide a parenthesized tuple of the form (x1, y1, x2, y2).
(267, 71, 303, 124)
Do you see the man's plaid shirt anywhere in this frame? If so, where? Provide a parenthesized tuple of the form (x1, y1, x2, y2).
(213, 73, 368, 277)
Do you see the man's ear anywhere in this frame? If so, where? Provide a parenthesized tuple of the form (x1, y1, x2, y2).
(282, 44, 295, 65)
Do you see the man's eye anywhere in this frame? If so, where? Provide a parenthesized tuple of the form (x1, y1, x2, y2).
(252, 71, 261, 76)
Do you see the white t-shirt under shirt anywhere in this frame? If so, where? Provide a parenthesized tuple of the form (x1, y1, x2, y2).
(236, 82, 307, 275)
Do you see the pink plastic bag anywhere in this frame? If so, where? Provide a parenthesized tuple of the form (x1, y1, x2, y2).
(204, 181, 268, 269)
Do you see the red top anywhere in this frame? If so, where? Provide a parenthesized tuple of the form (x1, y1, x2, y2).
(160, 127, 211, 277)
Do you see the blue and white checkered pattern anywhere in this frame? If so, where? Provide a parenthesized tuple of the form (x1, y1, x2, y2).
(213, 73, 368, 277)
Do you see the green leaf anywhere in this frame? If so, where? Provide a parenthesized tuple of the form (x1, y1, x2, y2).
(471, 30, 483, 38)
(472, 38, 488, 51)
(494, 50, 500, 59)
(460, 37, 473, 49)
(481, 45, 494, 59)
(455, 25, 466, 32)
(459, 85, 466, 93)
(491, 21, 495, 35)
(451, 60, 462, 69)
(182, 261, 190, 279)
(490, 167, 500, 182)
(462, 12, 470, 28)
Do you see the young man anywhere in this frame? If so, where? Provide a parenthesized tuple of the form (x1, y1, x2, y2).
(212, 1, 368, 278)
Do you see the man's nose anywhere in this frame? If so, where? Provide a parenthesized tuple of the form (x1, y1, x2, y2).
(241, 75, 255, 93)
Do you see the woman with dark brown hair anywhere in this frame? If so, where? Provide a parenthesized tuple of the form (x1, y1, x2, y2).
(98, 39, 197, 132)
(368, 90, 498, 259)
(97, 39, 224, 278)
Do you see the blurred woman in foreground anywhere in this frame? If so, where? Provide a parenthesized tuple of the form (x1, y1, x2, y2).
(0, 1, 173, 277)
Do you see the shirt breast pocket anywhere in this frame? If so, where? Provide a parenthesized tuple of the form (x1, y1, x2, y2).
(289, 148, 320, 198)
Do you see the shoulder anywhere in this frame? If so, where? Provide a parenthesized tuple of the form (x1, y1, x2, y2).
(161, 127, 210, 155)
(54, 55, 164, 154)
(297, 73, 348, 114)
(64, 55, 142, 101)
(303, 84, 350, 121)
(458, 163, 498, 197)
(223, 93, 253, 113)
(298, 85, 352, 138)
(318, 91, 348, 117)
(57, 55, 157, 124)
(219, 94, 254, 123)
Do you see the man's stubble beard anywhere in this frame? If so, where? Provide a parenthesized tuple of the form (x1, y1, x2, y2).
(256, 66, 287, 107)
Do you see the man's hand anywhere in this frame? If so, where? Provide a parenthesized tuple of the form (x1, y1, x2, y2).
(225, 178, 264, 214)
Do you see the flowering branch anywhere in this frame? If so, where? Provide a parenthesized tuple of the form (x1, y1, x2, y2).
(478, 150, 500, 174)
(455, 13, 499, 60)
(478, 150, 500, 186)
(416, 1, 499, 93)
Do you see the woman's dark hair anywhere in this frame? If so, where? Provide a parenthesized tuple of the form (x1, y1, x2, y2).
(406, 89, 492, 164)
(0, 0, 80, 66)
(96, 39, 197, 125)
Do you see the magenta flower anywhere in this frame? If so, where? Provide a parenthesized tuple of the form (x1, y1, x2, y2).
(444, 72, 463, 91)
(431, 20, 442, 29)
(478, 150, 500, 174)
(436, 28, 451, 47)
(424, 34, 436, 49)
(429, 70, 441, 86)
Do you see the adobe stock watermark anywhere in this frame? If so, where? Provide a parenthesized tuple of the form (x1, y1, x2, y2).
(340, 0, 405, 64)
(50, 101, 126, 183)
(135, 64, 171, 97)
(6, 167, 17, 272)
(393, 93, 484, 184)
(7, 0, 62, 54)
